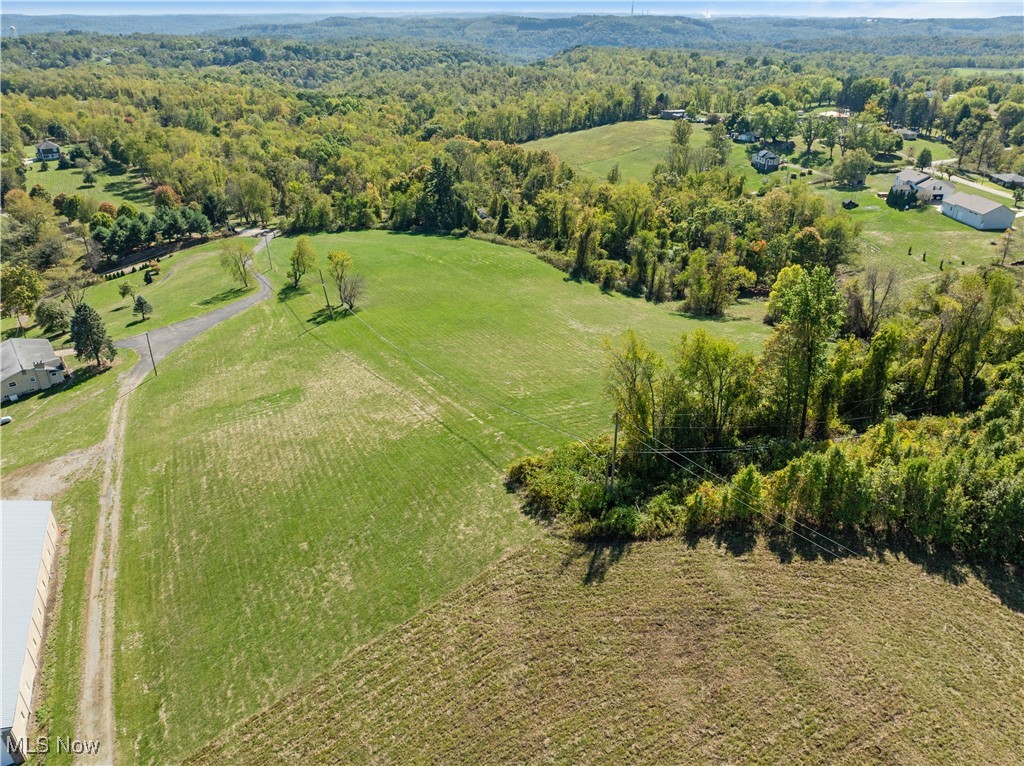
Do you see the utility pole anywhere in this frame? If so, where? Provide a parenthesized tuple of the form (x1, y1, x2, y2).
(319, 268, 334, 319)
(608, 411, 619, 497)
(145, 331, 157, 376)
(263, 232, 273, 271)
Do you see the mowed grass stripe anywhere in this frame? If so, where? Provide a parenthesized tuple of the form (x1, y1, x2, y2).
(190, 537, 1024, 766)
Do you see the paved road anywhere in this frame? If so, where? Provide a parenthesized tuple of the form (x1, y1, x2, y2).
(76, 234, 273, 766)
(929, 161, 1017, 201)
(115, 268, 272, 373)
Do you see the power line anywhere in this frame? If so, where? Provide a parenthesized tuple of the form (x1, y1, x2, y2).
(624, 419, 863, 559)
(625, 425, 853, 561)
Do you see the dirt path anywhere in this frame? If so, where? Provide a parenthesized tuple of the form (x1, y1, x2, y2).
(74, 236, 273, 765)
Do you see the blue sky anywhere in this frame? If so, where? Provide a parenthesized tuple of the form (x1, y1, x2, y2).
(4, 0, 1022, 17)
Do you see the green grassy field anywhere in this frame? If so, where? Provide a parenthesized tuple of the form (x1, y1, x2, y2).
(524, 119, 677, 182)
(111, 232, 770, 764)
(950, 67, 1024, 77)
(3, 239, 258, 345)
(190, 535, 1024, 765)
(35, 473, 103, 766)
(0, 350, 137, 474)
(25, 161, 154, 211)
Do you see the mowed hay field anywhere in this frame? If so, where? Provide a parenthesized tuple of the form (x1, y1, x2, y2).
(190, 536, 1024, 765)
(114, 232, 771, 763)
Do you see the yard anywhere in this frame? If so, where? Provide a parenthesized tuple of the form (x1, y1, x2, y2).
(110, 231, 770, 763)
(813, 172, 1012, 281)
(24, 161, 155, 212)
(3, 239, 259, 345)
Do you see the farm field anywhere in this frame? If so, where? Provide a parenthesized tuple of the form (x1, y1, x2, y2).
(111, 231, 772, 763)
(191, 534, 1024, 765)
(24, 161, 155, 211)
(2, 239, 258, 345)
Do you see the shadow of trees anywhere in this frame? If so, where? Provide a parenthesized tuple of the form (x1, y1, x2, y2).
(549, 523, 1023, 612)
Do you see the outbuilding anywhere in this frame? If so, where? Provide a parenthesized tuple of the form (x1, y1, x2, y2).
(991, 173, 1024, 189)
(1, 339, 69, 403)
(941, 192, 1016, 231)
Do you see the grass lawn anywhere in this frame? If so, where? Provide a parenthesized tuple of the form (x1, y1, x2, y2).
(904, 136, 955, 162)
(812, 173, 1008, 283)
(35, 473, 103, 766)
(0, 350, 137, 474)
(949, 67, 1024, 77)
(524, 119, 676, 182)
(190, 535, 1024, 765)
(3, 239, 258, 345)
(112, 232, 771, 764)
(25, 161, 154, 212)
(523, 119, 788, 189)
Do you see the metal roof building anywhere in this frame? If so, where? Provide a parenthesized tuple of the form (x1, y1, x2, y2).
(2, 501, 59, 766)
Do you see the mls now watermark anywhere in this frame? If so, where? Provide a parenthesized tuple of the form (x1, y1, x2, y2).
(9, 736, 102, 756)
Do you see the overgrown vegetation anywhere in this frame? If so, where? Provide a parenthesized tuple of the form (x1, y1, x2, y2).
(509, 266, 1024, 567)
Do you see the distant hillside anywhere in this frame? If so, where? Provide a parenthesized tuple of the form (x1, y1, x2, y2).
(0, 13, 326, 37)
(4, 14, 1021, 61)
(234, 15, 1022, 59)
(190, 536, 1024, 765)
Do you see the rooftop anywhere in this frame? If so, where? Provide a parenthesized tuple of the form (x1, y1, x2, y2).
(895, 168, 931, 185)
(943, 192, 1012, 216)
(0, 338, 61, 382)
(1, 501, 54, 728)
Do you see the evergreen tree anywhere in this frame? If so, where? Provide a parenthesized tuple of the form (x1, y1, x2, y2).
(133, 294, 152, 321)
(70, 303, 117, 368)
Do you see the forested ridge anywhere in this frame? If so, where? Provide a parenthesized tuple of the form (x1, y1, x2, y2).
(7, 13, 1017, 62)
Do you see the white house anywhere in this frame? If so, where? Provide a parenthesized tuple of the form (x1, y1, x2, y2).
(751, 149, 781, 173)
(2, 501, 60, 766)
(1, 339, 69, 403)
(941, 192, 1016, 231)
(659, 109, 687, 120)
(891, 168, 955, 203)
(34, 141, 60, 162)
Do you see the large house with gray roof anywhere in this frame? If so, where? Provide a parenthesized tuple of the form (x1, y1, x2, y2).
(1, 339, 69, 403)
(891, 168, 955, 203)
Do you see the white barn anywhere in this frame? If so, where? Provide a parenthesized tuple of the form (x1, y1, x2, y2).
(941, 192, 1016, 231)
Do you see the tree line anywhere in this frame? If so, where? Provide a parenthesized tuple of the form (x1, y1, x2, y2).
(508, 264, 1024, 567)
